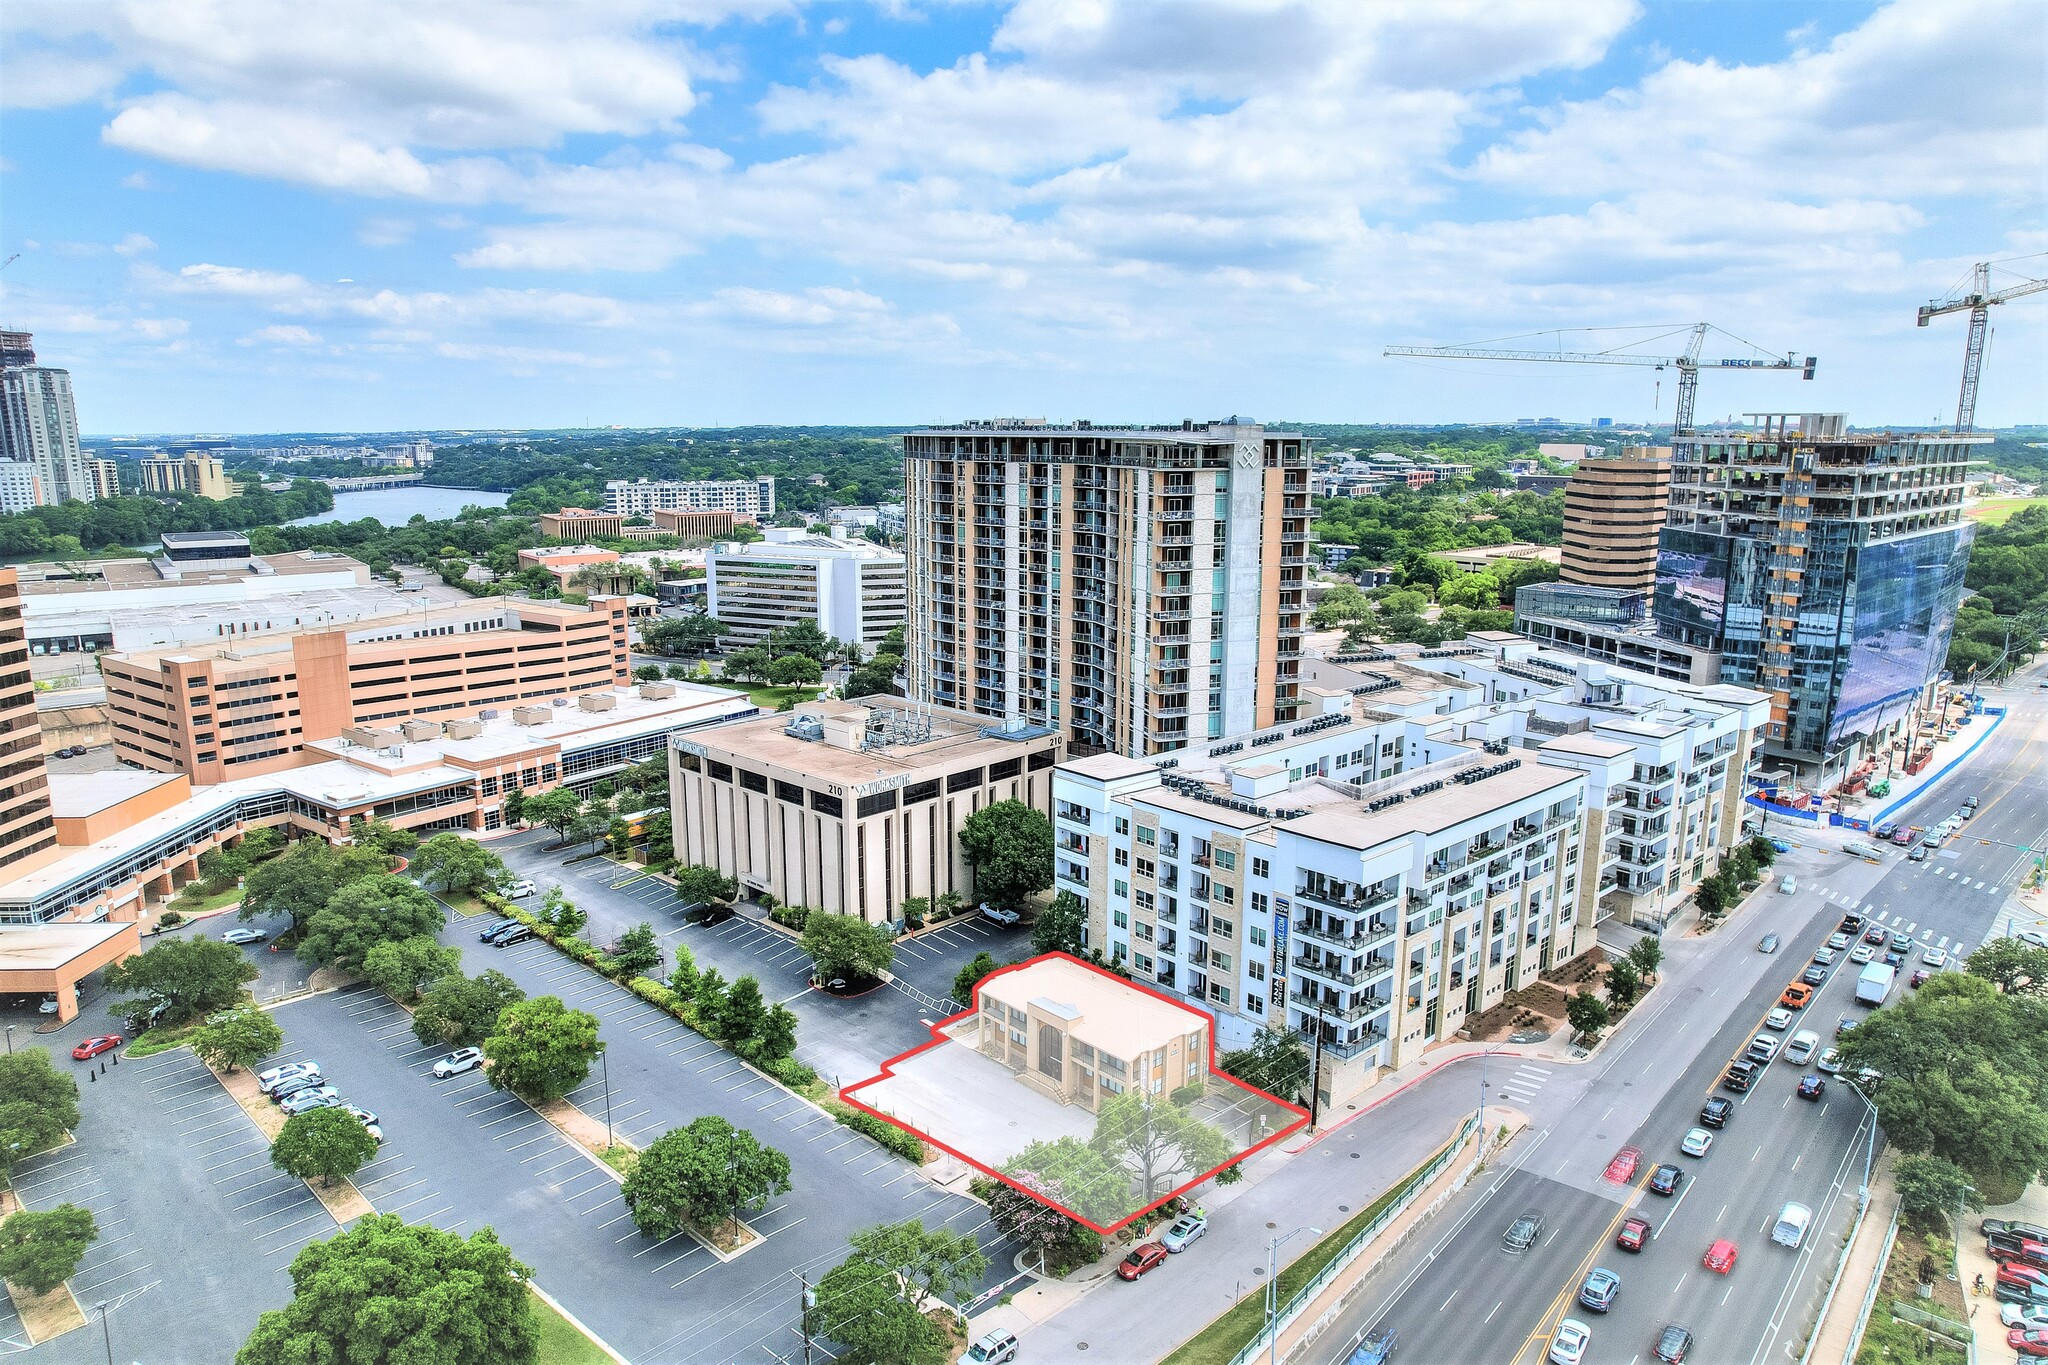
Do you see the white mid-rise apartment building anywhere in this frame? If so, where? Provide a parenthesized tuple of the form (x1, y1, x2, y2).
(1053, 633, 1770, 1110)
(0, 361, 93, 504)
(0, 461, 44, 513)
(604, 476, 776, 518)
(706, 529, 906, 647)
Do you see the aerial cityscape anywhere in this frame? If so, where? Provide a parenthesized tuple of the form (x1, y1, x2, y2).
(1, 3, 2045, 1365)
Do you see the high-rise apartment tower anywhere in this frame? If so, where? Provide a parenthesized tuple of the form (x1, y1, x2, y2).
(903, 421, 1311, 756)
(0, 333, 93, 505)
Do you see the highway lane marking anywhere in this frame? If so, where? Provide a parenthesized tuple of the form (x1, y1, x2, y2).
(1438, 1290, 1457, 1313)
(1484, 1301, 1503, 1324)
(1717, 1203, 1727, 1223)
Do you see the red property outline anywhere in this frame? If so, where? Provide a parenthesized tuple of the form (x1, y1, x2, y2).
(839, 951, 1310, 1234)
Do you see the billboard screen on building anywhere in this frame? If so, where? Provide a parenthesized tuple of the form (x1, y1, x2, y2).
(1827, 526, 1974, 750)
(1652, 529, 1729, 640)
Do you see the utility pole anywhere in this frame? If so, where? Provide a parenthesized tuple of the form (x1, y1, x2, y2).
(798, 1272, 815, 1365)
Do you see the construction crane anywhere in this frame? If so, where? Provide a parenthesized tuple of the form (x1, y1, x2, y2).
(1384, 323, 1816, 433)
(1916, 257, 2048, 432)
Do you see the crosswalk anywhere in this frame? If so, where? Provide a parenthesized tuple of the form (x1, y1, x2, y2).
(1494, 1061, 1552, 1107)
(1815, 887, 1969, 954)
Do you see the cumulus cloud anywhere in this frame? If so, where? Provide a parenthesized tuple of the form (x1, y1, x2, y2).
(242, 324, 322, 346)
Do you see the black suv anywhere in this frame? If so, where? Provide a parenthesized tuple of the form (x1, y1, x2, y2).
(1722, 1061, 1758, 1094)
(1699, 1097, 1734, 1128)
(1839, 913, 1865, 933)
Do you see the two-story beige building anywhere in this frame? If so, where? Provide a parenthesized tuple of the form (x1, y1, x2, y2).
(973, 955, 1207, 1112)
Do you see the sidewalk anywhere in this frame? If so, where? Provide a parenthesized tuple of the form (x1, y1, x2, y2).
(1804, 1149, 1899, 1365)
(1958, 1178, 2048, 1352)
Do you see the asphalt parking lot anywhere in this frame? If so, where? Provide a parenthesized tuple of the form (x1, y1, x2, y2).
(8, 1032, 340, 1364)
(413, 932, 1023, 1363)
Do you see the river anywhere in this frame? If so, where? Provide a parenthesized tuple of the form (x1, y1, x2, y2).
(288, 485, 511, 527)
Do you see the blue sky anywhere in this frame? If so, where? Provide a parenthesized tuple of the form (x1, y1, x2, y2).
(3, 0, 2041, 433)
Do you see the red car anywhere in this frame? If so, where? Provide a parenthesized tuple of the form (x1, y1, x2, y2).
(70, 1034, 122, 1060)
(2012, 1327, 2048, 1358)
(1616, 1216, 1652, 1253)
(2000, 1264, 2048, 1303)
(1704, 1239, 1739, 1274)
(1603, 1147, 1644, 1183)
(1910, 970, 1932, 989)
(1118, 1243, 1169, 1281)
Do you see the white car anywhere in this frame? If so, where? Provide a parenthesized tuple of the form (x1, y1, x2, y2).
(222, 927, 267, 945)
(1849, 943, 1876, 964)
(279, 1086, 342, 1116)
(2005, 1303, 2048, 1330)
(1812, 947, 1836, 966)
(1764, 1008, 1793, 1032)
(1817, 1047, 1845, 1074)
(432, 1047, 484, 1079)
(503, 880, 537, 900)
(1921, 946, 1948, 968)
(1681, 1127, 1715, 1157)
(1548, 1318, 1592, 1365)
(1749, 1033, 1782, 1062)
(344, 1105, 385, 1144)
(257, 1061, 320, 1095)
(2017, 929, 2048, 949)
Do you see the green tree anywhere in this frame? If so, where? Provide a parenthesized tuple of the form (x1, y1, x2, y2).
(1031, 889, 1088, 955)
(566, 807, 609, 848)
(1218, 1025, 1312, 1103)
(270, 1105, 381, 1187)
(103, 937, 257, 1028)
(1308, 582, 1373, 629)
(809, 1255, 947, 1365)
(801, 913, 896, 984)
(767, 653, 823, 687)
(0, 1204, 96, 1296)
(673, 864, 737, 907)
(959, 800, 1054, 909)
(502, 787, 528, 826)
(1090, 1090, 1232, 1205)
(1626, 936, 1664, 981)
(633, 663, 663, 682)
(524, 788, 583, 842)
(747, 1003, 799, 1064)
(1604, 957, 1643, 1008)
(413, 970, 526, 1048)
(665, 944, 700, 1001)
(197, 846, 249, 892)
(693, 968, 729, 1023)
(984, 1172, 1103, 1270)
(239, 838, 391, 934)
(538, 889, 588, 937)
(348, 816, 419, 857)
(296, 875, 446, 972)
(608, 922, 663, 978)
(713, 974, 767, 1044)
(1007, 1136, 1132, 1227)
(0, 1050, 81, 1176)
(842, 656, 901, 699)
(1566, 989, 1611, 1042)
(191, 1005, 284, 1075)
(621, 1117, 792, 1242)
(1967, 937, 2048, 995)
(235, 1215, 537, 1365)
(413, 833, 509, 897)
(483, 996, 604, 1103)
(952, 952, 1000, 1006)
(639, 614, 730, 656)
(766, 620, 834, 663)
(362, 934, 462, 1002)
(238, 826, 284, 861)
(846, 1218, 988, 1308)
(1694, 877, 1728, 918)
(1892, 1152, 1983, 1226)
(1436, 573, 1500, 611)
(1745, 834, 1778, 868)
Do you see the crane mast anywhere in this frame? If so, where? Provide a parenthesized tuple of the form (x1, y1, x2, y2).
(1917, 259, 2048, 432)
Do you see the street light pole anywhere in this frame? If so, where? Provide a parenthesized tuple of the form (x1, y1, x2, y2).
(95, 1300, 112, 1365)
(600, 1047, 613, 1149)
(1847, 1082, 1879, 1210)
(1265, 1225, 1322, 1365)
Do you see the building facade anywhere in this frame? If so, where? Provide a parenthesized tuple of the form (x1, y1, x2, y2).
(650, 508, 738, 539)
(0, 569, 57, 876)
(537, 508, 625, 540)
(1653, 413, 1976, 766)
(973, 956, 1207, 1112)
(0, 462, 43, 513)
(604, 477, 776, 518)
(140, 454, 237, 500)
(99, 595, 633, 785)
(83, 458, 121, 501)
(669, 700, 1062, 922)
(0, 347, 94, 504)
(903, 421, 1312, 758)
(706, 530, 906, 647)
(1559, 446, 1672, 592)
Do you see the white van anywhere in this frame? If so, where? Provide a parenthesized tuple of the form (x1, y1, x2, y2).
(503, 879, 537, 900)
(1783, 1029, 1820, 1065)
(1771, 1202, 1813, 1248)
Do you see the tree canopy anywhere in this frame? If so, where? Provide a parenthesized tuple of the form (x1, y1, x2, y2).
(413, 970, 527, 1048)
(192, 1006, 285, 1075)
(621, 1117, 792, 1241)
(1089, 1090, 1233, 1205)
(1218, 1025, 1311, 1104)
(1030, 889, 1087, 956)
(959, 800, 1053, 909)
(240, 838, 392, 934)
(801, 912, 896, 983)
(102, 936, 257, 1028)
(296, 875, 447, 971)
(0, 1050, 81, 1176)
(0, 1204, 97, 1297)
(482, 996, 603, 1102)
(362, 935, 463, 1002)
(413, 834, 509, 897)
(270, 1105, 381, 1187)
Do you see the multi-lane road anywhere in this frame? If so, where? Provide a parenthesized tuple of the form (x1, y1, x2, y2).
(1308, 675, 2048, 1365)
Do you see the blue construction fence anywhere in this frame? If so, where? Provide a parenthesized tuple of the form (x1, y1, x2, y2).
(1744, 706, 2007, 832)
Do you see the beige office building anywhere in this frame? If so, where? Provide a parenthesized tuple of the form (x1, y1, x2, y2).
(1559, 447, 1672, 592)
(84, 459, 121, 501)
(669, 700, 1062, 922)
(903, 421, 1312, 759)
(140, 454, 238, 500)
(974, 956, 1206, 1112)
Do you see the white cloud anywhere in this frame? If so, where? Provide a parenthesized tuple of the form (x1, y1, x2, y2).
(131, 317, 189, 339)
(112, 233, 156, 256)
(242, 324, 322, 346)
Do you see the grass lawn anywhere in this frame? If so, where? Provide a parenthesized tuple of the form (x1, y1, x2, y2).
(165, 882, 246, 918)
(436, 889, 493, 918)
(1964, 495, 2048, 525)
(699, 679, 825, 710)
(1161, 1131, 1459, 1365)
(531, 1289, 614, 1365)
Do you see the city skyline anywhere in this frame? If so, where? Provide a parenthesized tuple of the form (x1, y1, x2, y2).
(4, 0, 2043, 433)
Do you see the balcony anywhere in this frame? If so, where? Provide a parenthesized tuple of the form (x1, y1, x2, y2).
(1316, 1027, 1390, 1061)
(1289, 990, 1382, 1024)
(1291, 916, 1395, 955)
(1293, 883, 1398, 916)
(1291, 951, 1395, 989)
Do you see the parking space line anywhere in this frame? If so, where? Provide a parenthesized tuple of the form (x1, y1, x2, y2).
(253, 1211, 332, 1243)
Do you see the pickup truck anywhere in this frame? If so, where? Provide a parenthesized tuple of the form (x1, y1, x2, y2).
(1855, 962, 1897, 1007)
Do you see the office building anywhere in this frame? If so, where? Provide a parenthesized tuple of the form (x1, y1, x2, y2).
(0, 569, 57, 875)
(140, 453, 238, 500)
(972, 956, 1207, 1112)
(1511, 585, 1721, 686)
(99, 595, 634, 785)
(669, 699, 1062, 922)
(0, 334, 94, 504)
(604, 477, 776, 518)
(1654, 413, 1976, 768)
(707, 529, 905, 647)
(651, 508, 739, 539)
(903, 421, 1312, 758)
(537, 508, 624, 540)
(84, 458, 121, 500)
(0, 462, 43, 513)
(1558, 447, 1672, 592)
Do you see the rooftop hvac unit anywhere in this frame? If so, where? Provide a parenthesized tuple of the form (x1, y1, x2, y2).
(552, 696, 570, 707)
(479, 709, 500, 719)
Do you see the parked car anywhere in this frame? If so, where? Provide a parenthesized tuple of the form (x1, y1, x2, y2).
(1817, 1048, 1845, 1074)
(1722, 1060, 1758, 1093)
(1799, 964, 1828, 987)
(958, 1329, 1018, 1364)
(432, 1047, 484, 1078)
(344, 1105, 384, 1144)
(279, 1086, 343, 1116)
(493, 925, 535, 948)
(270, 1073, 329, 1103)
(1161, 1213, 1207, 1252)
(1703, 1239, 1739, 1274)
(1797, 1075, 1826, 1100)
(479, 918, 522, 942)
(258, 1061, 320, 1094)
(1343, 1324, 1397, 1365)
(1826, 932, 1851, 951)
(1922, 946, 1949, 968)
(1811, 947, 1836, 966)
(1772, 1203, 1813, 1248)
(1648, 1164, 1683, 1196)
(2011, 1327, 2048, 1359)
(1849, 943, 1876, 964)
(1999, 1263, 2048, 1306)
(1748, 1033, 1782, 1062)
(1763, 1008, 1793, 1032)
(1783, 1030, 1819, 1065)
(980, 904, 1022, 927)
(1548, 1319, 1591, 1365)
(503, 880, 537, 900)
(1891, 828, 1918, 847)
(222, 927, 267, 945)
(2003, 1304, 2048, 1331)
(36, 997, 57, 1015)
(1653, 1324, 1694, 1363)
(1577, 1267, 1621, 1313)
(1698, 1097, 1734, 1128)
(1985, 1220, 2048, 1243)
(1603, 1149, 1642, 1183)
(1680, 1128, 1714, 1158)
(1871, 822, 1897, 839)
(1989, 1232, 2048, 1271)
(70, 1034, 122, 1060)
(1117, 1242, 1169, 1281)
(1503, 1210, 1545, 1252)
(1616, 1216, 1652, 1253)
(1863, 925, 1888, 944)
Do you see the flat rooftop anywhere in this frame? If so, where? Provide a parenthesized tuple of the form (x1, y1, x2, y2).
(914, 422, 1302, 442)
(1282, 758, 1581, 850)
(0, 922, 133, 971)
(977, 956, 1204, 1062)
(680, 703, 1054, 789)
(48, 770, 183, 820)
(21, 550, 368, 597)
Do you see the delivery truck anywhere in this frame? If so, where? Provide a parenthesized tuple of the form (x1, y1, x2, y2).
(1855, 962, 1897, 1007)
